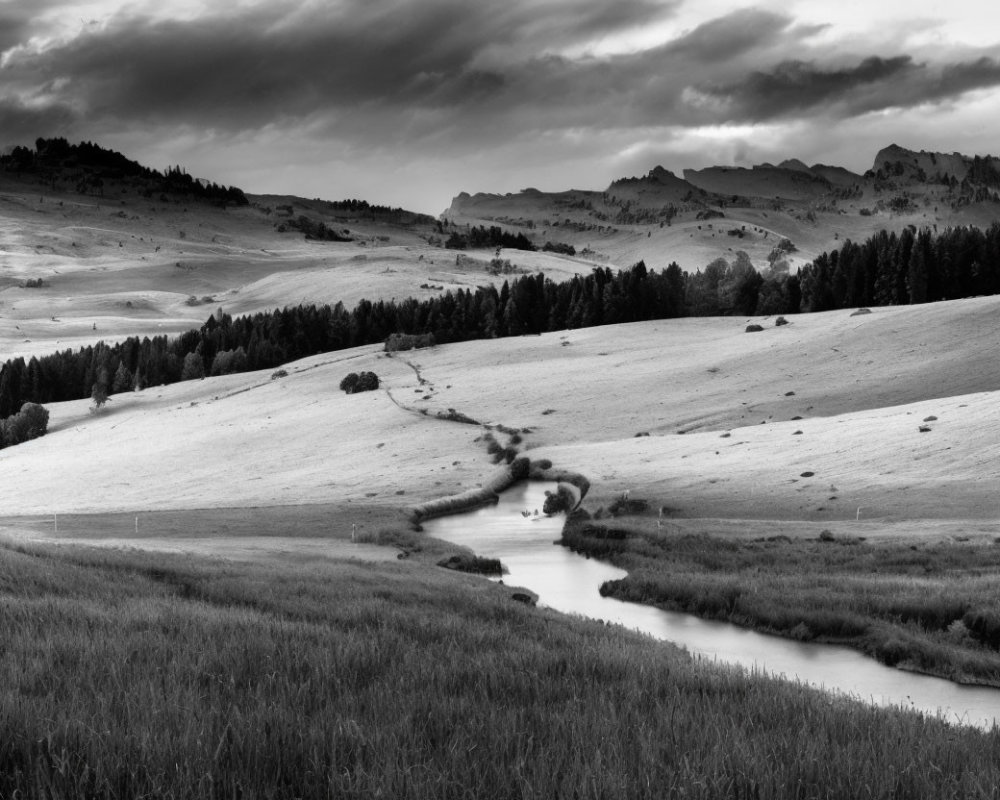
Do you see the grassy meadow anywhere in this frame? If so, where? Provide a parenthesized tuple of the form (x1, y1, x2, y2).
(562, 517, 1000, 685)
(3, 539, 1000, 799)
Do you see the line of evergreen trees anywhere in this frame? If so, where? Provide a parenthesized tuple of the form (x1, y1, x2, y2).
(797, 224, 1000, 311)
(325, 199, 436, 225)
(0, 263, 683, 416)
(1, 223, 998, 418)
(0, 138, 248, 207)
(445, 225, 536, 251)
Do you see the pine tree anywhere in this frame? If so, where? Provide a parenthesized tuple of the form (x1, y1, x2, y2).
(112, 361, 133, 394)
(91, 368, 109, 412)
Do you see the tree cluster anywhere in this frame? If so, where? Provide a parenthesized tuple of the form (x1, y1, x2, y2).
(445, 226, 536, 251)
(0, 402, 49, 449)
(282, 215, 353, 242)
(542, 241, 577, 256)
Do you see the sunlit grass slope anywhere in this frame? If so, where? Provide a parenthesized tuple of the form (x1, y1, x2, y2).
(2, 541, 999, 799)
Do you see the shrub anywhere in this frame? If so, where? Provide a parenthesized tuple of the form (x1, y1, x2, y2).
(385, 333, 435, 352)
(963, 608, 1000, 649)
(340, 371, 380, 394)
(271, 369, 288, 380)
(437, 554, 503, 575)
(542, 484, 577, 515)
(436, 408, 480, 425)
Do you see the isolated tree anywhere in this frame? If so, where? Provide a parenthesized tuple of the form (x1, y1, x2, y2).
(91, 367, 109, 412)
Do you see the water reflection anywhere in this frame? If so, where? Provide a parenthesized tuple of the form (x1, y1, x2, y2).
(425, 481, 1000, 729)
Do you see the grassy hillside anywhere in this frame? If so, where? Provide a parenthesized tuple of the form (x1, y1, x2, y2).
(4, 141, 1000, 790)
(2, 540, 999, 799)
(2, 296, 997, 524)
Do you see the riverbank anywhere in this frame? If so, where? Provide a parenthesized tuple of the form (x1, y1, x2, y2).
(560, 512, 1000, 686)
(4, 536, 1000, 798)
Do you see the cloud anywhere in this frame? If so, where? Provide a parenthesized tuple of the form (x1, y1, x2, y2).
(694, 53, 1000, 122)
(664, 8, 793, 61)
(0, 0, 64, 55)
(0, 0, 676, 125)
(0, 98, 77, 150)
(1, 0, 999, 211)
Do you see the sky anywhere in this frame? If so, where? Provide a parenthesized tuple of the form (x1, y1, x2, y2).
(1, 0, 999, 214)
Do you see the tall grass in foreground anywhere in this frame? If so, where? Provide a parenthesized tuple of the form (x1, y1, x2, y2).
(563, 522, 1000, 685)
(2, 541, 1000, 799)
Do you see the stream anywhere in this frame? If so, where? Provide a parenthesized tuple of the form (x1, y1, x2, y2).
(424, 481, 1000, 729)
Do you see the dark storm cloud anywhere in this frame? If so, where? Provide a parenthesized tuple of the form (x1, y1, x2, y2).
(935, 57, 1000, 100)
(0, 99, 77, 150)
(0, 0, 676, 127)
(663, 8, 792, 61)
(697, 54, 1000, 121)
(2, 0, 999, 161)
(0, 0, 65, 53)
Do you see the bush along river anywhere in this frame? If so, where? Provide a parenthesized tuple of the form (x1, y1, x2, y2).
(424, 481, 1000, 729)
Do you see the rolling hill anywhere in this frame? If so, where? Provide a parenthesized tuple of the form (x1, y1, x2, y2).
(445, 144, 1000, 273)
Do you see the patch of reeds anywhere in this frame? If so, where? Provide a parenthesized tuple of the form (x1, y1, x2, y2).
(2, 541, 1000, 798)
(562, 524, 1000, 685)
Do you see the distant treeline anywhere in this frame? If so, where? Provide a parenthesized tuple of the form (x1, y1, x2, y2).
(797, 224, 1000, 310)
(324, 199, 436, 225)
(0, 138, 248, 207)
(0, 264, 682, 416)
(1, 224, 999, 416)
(685, 222, 1000, 316)
(445, 225, 536, 251)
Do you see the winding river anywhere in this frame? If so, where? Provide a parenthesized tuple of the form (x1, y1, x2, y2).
(425, 481, 1000, 729)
